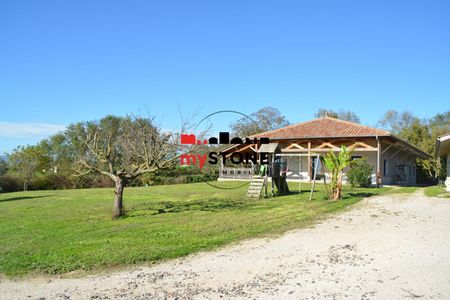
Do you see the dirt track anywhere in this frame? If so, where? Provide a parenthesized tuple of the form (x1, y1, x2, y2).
(1, 190, 450, 299)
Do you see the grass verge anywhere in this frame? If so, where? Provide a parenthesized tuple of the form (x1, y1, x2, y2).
(0, 181, 399, 276)
(424, 185, 450, 198)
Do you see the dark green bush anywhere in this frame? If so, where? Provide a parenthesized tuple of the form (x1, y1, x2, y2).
(187, 172, 218, 183)
(29, 175, 53, 190)
(0, 174, 22, 192)
(88, 175, 115, 188)
(30, 174, 75, 190)
(0, 165, 219, 192)
(138, 166, 218, 186)
(347, 159, 373, 187)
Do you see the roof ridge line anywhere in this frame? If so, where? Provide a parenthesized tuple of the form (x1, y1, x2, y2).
(252, 116, 390, 137)
(250, 118, 321, 137)
(322, 116, 391, 135)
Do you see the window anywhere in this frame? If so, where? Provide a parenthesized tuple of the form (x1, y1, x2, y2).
(351, 155, 362, 160)
(383, 159, 388, 176)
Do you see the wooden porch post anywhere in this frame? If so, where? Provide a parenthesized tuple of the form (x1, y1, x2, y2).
(308, 141, 311, 181)
(376, 136, 382, 187)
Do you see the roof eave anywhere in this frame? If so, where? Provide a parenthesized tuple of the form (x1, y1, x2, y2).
(266, 134, 391, 140)
(436, 133, 450, 157)
(388, 135, 432, 159)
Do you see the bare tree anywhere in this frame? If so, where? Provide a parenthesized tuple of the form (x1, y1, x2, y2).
(66, 115, 179, 218)
(377, 110, 417, 134)
(230, 107, 290, 137)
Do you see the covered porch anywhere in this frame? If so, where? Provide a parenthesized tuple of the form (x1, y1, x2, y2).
(219, 136, 427, 186)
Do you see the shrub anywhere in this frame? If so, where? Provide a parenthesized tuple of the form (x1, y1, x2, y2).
(89, 175, 115, 188)
(137, 166, 218, 186)
(187, 172, 218, 183)
(30, 174, 75, 190)
(347, 159, 373, 187)
(0, 174, 22, 193)
(52, 174, 76, 189)
(71, 174, 115, 189)
(29, 175, 53, 190)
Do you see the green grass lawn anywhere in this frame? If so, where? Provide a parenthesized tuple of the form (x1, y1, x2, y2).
(0, 182, 404, 276)
(424, 185, 450, 198)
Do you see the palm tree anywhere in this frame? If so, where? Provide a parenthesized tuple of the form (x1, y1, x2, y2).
(322, 146, 354, 200)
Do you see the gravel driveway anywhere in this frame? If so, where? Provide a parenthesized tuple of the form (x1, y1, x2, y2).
(1, 190, 450, 299)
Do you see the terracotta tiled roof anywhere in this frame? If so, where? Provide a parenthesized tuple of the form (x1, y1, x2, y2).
(252, 117, 390, 139)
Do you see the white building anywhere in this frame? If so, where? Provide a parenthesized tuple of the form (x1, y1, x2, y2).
(220, 117, 431, 186)
(436, 133, 450, 191)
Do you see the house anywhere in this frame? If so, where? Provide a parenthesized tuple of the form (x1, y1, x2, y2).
(219, 117, 431, 186)
(436, 133, 450, 191)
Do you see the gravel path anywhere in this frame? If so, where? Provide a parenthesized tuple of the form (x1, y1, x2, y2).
(1, 190, 450, 299)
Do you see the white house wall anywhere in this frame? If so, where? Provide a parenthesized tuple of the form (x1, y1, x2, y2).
(446, 154, 450, 191)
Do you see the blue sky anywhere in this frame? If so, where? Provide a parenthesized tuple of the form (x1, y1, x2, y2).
(0, 0, 449, 153)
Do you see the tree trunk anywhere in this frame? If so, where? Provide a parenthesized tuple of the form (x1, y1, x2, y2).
(23, 178, 30, 191)
(113, 177, 126, 218)
(331, 173, 343, 201)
